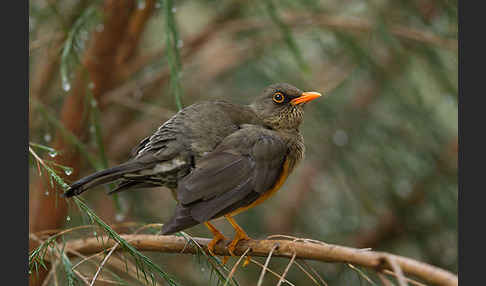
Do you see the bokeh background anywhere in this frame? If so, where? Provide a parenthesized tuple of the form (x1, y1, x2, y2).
(29, 0, 458, 285)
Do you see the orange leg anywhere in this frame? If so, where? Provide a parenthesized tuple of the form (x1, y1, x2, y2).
(204, 222, 226, 257)
(225, 215, 251, 266)
(204, 222, 232, 264)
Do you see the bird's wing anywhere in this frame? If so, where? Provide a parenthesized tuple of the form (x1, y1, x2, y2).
(129, 123, 180, 160)
(176, 126, 288, 223)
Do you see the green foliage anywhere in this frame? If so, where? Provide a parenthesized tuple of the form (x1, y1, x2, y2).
(29, 145, 179, 285)
(60, 249, 77, 286)
(60, 5, 101, 93)
(262, 0, 309, 72)
(164, 0, 184, 111)
(74, 198, 180, 285)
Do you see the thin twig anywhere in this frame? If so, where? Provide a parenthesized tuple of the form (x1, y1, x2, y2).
(71, 251, 106, 270)
(266, 234, 329, 247)
(87, 277, 126, 285)
(250, 258, 296, 286)
(292, 260, 322, 286)
(276, 250, 297, 286)
(298, 260, 329, 286)
(73, 269, 91, 286)
(383, 269, 428, 286)
(385, 256, 409, 286)
(378, 273, 394, 286)
(29, 147, 48, 169)
(257, 243, 279, 286)
(41, 260, 60, 286)
(89, 242, 119, 286)
(348, 263, 376, 285)
(223, 247, 251, 286)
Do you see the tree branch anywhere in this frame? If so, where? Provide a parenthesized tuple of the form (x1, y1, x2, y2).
(62, 234, 457, 286)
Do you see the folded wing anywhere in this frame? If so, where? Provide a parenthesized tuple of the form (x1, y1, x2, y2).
(161, 126, 288, 234)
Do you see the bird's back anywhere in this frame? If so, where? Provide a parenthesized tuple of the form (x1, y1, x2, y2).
(65, 100, 262, 197)
(131, 100, 261, 162)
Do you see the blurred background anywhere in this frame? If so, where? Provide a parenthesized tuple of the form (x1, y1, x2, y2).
(29, 0, 457, 285)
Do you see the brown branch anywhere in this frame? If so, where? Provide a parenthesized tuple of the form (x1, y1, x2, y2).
(61, 234, 458, 286)
(83, 0, 135, 96)
(115, 0, 155, 67)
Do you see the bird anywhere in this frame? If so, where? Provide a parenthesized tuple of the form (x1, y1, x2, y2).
(64, 83, 322, 259)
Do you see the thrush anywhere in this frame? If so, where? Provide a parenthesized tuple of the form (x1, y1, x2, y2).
(64, 83, 322, 259)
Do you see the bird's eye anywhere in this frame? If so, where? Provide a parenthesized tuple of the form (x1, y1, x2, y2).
(272, 92, 285, 103)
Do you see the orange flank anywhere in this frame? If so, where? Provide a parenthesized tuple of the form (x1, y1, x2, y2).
(230, 158, 290, 216)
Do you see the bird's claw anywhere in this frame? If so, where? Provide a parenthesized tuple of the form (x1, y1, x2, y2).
(227, 233, 251, 267)
(227, 235, 249, 255)
(207, 234, 225, 257)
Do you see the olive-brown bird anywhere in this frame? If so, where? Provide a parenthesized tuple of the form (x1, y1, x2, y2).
(64, 83, 322, 257)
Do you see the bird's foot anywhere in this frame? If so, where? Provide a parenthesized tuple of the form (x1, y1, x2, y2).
(204, 222, 230, 263)
(224, 215, 252, 266)
(207, 233, 225, 257)
(227, 232, 251, 267)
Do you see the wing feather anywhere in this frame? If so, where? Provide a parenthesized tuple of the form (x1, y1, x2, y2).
(175, 126, 288, 224)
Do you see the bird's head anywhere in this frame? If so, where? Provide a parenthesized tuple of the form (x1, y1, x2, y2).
(250, 83, 322, 130)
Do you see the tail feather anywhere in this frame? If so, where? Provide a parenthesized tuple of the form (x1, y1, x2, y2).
(161, 204, 199, 235)
(63, 162, 148, 197)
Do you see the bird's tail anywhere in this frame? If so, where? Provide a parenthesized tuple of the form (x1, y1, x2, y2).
(161, 204, 200, 235)
(63, 161, 147, 198)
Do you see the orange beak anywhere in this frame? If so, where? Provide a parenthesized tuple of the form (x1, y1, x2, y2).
(290, 91, 323, 106)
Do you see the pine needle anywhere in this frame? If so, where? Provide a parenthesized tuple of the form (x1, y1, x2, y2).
(164, 0, 184, 111)
(257, 243, 279, 286)
(180, 232, 240, 286)
(262, 0, 309, 72)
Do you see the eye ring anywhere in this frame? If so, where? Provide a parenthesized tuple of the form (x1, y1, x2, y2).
(273, 92, 285, 103)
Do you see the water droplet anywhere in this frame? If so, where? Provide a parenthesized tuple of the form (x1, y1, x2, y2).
(66, 216, 71, 222)
(177, 39, 184, 49)
(29, 270, 32, 275)
(62, 82, 71, 92)
(45, 191, 49, 196)
(89, 125, 96, 133)
(91, 99, 98, 107)
(44, 133, 52, 142)
(48, 150, 58, 158)
(172, 7, 176, 13)
(395, 179, 412, 197)
(88, 82, 95, 90)
(201, 267, 205, 272)
(80, 30, 89, 41)
(65, 168, 73, 176)
(115, 213, 125, 222)
(93, 231, 97, 236)
(137, 1, 146, 9)
(332, 129, 348, 147)
(29, 17, 36, 32)
(95, 24, 104, 32)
